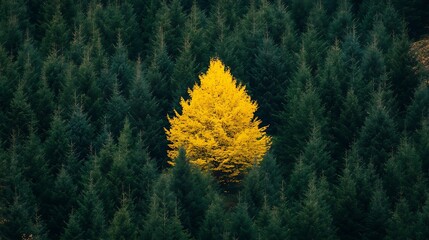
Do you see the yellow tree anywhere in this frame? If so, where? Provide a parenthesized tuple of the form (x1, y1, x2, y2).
(165, 58, 271, 183)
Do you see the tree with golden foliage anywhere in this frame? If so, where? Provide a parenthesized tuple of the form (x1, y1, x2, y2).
(165, 58, 271, 183)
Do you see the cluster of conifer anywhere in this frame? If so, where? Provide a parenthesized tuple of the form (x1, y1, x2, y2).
(0, 0, 428, 239)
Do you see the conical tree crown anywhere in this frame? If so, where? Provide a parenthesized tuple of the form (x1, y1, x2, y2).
(166, 58, 271, 183)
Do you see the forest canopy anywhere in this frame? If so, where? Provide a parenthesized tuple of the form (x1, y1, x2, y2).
(0, 0, 428, 239)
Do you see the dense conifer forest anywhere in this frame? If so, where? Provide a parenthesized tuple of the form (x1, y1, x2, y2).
(1, 0, 429, 239)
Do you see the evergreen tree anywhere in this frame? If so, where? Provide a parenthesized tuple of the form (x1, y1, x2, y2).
(386, 33, 420, 113)
(301, 123, 335, 181)
(249, 36, 288, 134)
(109, 35, 134, 95)
(41, 50, 68, 97)
(198, 195, 228, 240)
(67, 103, 94, 161)
(47, 166, 77, 239)
(275, 81, 327, 177)
(364, 180, 390, 240)
(329, 0, 354, 42)
(242, 154, 282, 217)
(384, 138, 427, 209)
(415, 194, 429, 240)
(107, 196, 137, 240)
(356, 90, 399, 174)
(6, 82, 36, 141)
(40, 5, 70, 55)
(32, 76, 55, 137)
(335, 88, 365, 154)
(128, 58, 166, 164)
(142, 174, 190, 240)
(61, 177, 106, 240)
(256, 200, 289, 240)
(171, 36, 199, 105)
(307, 1, 329, 39)
(290, 177, 337, 240)
(106, 119, 134, 217)
(0, 136, 37, 240)
(146, 26, 174, 116)
(229, 201, 257, 240)
(170, 148, 212, 236)
(44, 110, 70, 175)
(385, 198, 415, 240)
(106, 81, 129, 138)
(333, 147, 379, 239)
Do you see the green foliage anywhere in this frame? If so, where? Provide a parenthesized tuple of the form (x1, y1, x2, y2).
(0, 1, 426, 238)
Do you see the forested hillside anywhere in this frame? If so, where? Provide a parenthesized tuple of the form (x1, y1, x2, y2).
(1, 0, 429, 239)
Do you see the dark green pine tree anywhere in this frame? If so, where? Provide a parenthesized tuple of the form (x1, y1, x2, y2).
(107, 196, 137, 240)
(182, 1, 208, 65)
(301, 123, 335, 182)
(109, 35, 134, 96)
(198, 195, 228, 240)
(256, 198, 289, 240)
(170, 148, 212, 236)
(106, 119, 134, 217)
(335, 88, 365, 154)
(146, 26, 174, 116)
(226, 2, 264, 82)
(405, 83, 429, 133)
(20, 127, 53, 214)
(364, 180, 390, 240)
(275, 81, 327, 177)
(356, 90, 399, 174)
(328, 0, 354, 43)
(415, 194, 429, 240)
(229, 201, 257, 240)
(47, 166, 78, 239)
(319, 42, 346, 122)
(58, 63, 77, 118)
(74, 51, 103, 123)
(242, 154, 283, 217)
(16, 36, 42, 92)
(307, 1, 329, 39)
(32, 76, 55, 137)
(367, 20, 391, 54)
(290, 177, 337, 240)
(415, 120, 429, 176)
(128, 57, 166, 164)
(286, 159, 316, 203)
(67, 103, 94, 161)
(151, 0, 186, 59)
(142, 174, 190, 240)
(361, 41, 387, 92)
(0, 0, 28, 55)
(300, 24, 328, 74)
(6, 81, 36, 142)
(40, 5, 70, 55)
(249, 36, 288, 134)
(0, 45, 18, 129)
(384, 138, 427, 209)
(106, 80, 129, 139)
(127, 134, 159, 222)
(386, 33, 420, 113)
(171, 35, 199, 106)
(0, 136, 37, 240)
(96, 1, 141, 58)
(61, 176, 106, 240)
(385, 198, 415, 240)
(333, 147, 379, 240)
(290, 0, 315, 32)
(44, 110, 70, 175)
(41, 50, 68, 98)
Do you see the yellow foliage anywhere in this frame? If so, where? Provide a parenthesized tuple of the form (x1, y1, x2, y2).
(165, 58, 271, 183)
